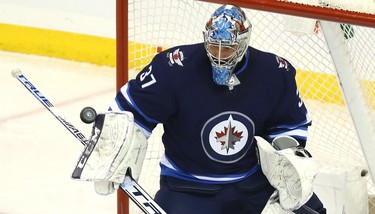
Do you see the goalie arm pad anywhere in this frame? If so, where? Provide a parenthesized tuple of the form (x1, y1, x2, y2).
(72, 111, 148, 185)
(255, 136, 318, 211)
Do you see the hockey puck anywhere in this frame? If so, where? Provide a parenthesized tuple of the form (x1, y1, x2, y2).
(11, 69, 22, 78)
(80, 107, 97, 124)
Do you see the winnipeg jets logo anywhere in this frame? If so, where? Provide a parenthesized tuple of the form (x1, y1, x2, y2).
(167, 48, 184, 67)
(276, 56, 289, 71)
(215, 119, 243, 153)
(201, 112, 255, 163)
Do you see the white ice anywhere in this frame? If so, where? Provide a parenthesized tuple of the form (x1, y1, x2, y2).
(0, 50, 117, 214)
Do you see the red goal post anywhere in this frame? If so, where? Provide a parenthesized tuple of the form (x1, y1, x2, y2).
(116, 0, 375, 213)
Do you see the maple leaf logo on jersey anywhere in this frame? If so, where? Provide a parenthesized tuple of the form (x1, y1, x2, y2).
(215, 122, 243, 154)
(201, 112, 254, 163)
(167, 48, 184, 67)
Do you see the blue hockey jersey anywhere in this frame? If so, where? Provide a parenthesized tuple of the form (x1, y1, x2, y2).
(109, 43, 311, 184)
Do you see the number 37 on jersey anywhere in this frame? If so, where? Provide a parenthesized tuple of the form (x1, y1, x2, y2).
(140, 65, 157, 88)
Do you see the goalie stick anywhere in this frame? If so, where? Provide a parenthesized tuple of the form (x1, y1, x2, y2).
(11, 69, 166, 214)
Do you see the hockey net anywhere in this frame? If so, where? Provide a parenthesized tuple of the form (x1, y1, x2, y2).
(118, 0, 375, 213)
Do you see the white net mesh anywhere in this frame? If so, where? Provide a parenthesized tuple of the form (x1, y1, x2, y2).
(127, 0, 375, 213)
(286, 0, 375, 15)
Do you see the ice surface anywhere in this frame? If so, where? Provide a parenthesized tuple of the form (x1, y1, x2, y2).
(0, 51, 117, 214)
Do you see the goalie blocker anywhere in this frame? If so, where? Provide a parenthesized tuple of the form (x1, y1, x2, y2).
(72, 111, 148, 195)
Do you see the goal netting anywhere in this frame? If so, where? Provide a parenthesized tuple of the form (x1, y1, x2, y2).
(118, 0, 375, 213)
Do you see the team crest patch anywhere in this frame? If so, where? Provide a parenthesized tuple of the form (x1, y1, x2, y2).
(275, 56, 289, 71)
(167, 48, 184, 67)
(201, 111, 255, 163)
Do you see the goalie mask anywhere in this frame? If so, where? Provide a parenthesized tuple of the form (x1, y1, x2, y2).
(203, 4, 251, 87)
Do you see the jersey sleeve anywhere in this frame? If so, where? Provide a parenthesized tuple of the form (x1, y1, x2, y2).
(108, 53, 178, 137)
(264, 56, 312, 147)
